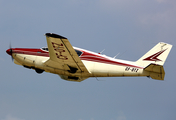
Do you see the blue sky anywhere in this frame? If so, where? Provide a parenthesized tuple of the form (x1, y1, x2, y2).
(0, 0, 176, 120)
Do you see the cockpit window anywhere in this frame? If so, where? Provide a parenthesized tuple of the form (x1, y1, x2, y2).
(75, 49, 83, 56)
(41, 47, 49, 51)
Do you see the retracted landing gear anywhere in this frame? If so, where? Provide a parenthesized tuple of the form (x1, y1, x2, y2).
(35, 68, 44, 74)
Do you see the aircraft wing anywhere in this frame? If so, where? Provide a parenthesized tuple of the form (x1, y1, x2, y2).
(44, 33, 90, 77)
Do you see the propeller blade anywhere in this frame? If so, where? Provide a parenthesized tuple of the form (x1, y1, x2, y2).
(7, 43, 14, 61)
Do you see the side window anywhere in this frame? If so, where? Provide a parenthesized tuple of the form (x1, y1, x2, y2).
(75, 49, 83, 56)
(45, 48, 48, 51)
(41, 47, 49, 51)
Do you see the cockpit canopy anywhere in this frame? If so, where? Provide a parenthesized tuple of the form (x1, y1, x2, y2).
(41, 47, 83, 56)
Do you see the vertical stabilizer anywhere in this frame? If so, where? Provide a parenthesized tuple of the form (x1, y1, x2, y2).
(136, 42, 172, 67)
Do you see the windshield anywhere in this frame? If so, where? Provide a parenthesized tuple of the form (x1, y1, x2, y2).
(75, 49, 83, 56)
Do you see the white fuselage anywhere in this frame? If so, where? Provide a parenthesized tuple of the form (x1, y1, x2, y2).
(12, 47, 150, 80)
(6, 33, 171, 81)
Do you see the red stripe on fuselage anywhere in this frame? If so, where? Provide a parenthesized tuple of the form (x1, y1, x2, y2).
(80, 51, 143, 69)
(11, 48, 49, 57)
(11, 48, 143, 69)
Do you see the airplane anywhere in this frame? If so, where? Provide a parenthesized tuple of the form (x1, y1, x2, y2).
(6, 33, 172, 82)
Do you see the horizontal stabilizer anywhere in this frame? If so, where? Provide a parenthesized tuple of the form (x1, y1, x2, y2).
(144, 63, 165, 80)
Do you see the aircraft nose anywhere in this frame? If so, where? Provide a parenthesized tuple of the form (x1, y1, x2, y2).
(6, 49, 12, 55)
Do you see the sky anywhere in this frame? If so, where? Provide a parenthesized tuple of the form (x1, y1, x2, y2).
(0, 0, 176, 120)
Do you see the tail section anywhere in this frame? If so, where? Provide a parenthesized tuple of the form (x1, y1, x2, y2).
(136, 42, 172, 80)
(136, 42, 172, 67)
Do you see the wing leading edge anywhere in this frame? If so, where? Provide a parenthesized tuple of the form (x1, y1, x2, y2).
(44, 33, 90, 81)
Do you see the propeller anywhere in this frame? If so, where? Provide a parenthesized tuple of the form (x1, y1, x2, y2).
(6, 43, 14, 61)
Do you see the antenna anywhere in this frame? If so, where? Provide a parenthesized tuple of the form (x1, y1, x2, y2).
(113, 53, 120, 58)
(98, 49, 105, 54)
(117, 51, 127, 58)
(95, 77, 105, 81)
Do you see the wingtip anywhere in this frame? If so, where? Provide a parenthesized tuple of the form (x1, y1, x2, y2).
(45, 33, 67, 39)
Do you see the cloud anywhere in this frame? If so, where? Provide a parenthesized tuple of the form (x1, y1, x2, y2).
(156, 0, 164, 3)
(99, 0, 140, 10)
(139, 2, 176, 27)
(1, 115, 25, 120)
(116, 111, 126, 120)
(98, 0, 176, 27)
(156, 0, 167, 3)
